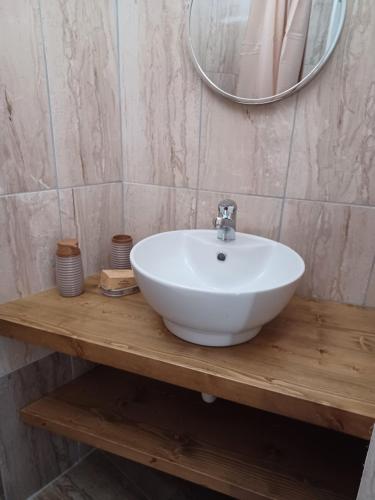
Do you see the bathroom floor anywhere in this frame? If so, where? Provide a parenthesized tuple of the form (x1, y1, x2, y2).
(31, 450, 230, 500)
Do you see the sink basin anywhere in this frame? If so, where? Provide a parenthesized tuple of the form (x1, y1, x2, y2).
(130, 230, 305, 347)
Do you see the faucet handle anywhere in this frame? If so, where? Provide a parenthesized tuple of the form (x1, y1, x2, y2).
(218, 199, 237, 219)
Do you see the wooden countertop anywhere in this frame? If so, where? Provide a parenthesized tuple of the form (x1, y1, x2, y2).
(0, 276, 374, 439)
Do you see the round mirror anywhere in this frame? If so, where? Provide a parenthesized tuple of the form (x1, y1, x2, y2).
(188, 0, 346, 104)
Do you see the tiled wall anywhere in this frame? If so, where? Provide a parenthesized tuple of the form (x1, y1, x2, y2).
(0, 354, 84, 500)
(121, 0, 375, 307)
(0, 0, 123, 374)
(0, 0, 375, 497)
(0, 1, 121, 498)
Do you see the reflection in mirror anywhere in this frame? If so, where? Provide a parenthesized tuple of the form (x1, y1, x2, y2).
(189, 0, 346, 104)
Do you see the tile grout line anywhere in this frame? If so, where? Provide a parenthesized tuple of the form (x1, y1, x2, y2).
(281, 196, 375, 210)
(27, 448, 95, 500)
(2, 181, 375, 211)
(279, 196, 375, 210)
(38, 0, 75, 379)
(363, 253, 375, 307)
(194, 79, 204, 229)
(120, 181, 375, 210)
(37, 0, 63, 240)
(115, 0, 126, 233)
(276, 94, 299, 242)
(0, 350, 51, 381)
(0, 181, 124, 199)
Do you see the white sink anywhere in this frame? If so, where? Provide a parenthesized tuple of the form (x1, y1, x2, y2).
(130, 230, 305, 347)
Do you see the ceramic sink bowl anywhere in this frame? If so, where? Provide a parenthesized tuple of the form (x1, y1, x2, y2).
(130, 230, 305, 347)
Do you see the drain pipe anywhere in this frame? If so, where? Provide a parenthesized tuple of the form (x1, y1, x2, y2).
(201, 392, 217, 404)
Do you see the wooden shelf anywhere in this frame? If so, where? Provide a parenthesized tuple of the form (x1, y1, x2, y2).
(1, 276, 375, 439)
(21, 366, 366, 500)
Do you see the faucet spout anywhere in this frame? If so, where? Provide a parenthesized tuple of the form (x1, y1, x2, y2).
(213, 199, 237, 241)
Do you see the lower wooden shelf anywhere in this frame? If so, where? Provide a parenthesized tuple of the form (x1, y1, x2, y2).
(21, 366, 366, 500)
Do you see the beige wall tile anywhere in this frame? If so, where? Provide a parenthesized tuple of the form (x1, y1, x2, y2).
(0, 339, 50, 379)
(124, 184, 197, 243)
(119, 0, 201, 188)
(0, 353, 78, 500)
(366, 267, 375, 307)
(0, 0, 55, 194)
(199, 87, 296, 196)
(197, 191, 282, 240)
(0, 191, 61, 303)
(41, 0, 121, 187)
(59, 183, 123, 275)
(280, 200, 375, 305)
(287, 0, 375, 205)
(0, 190, 60, 377)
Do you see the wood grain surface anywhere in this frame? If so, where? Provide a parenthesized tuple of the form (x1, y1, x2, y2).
(21, 366, 366, 500)
(0, 276, 374, 439)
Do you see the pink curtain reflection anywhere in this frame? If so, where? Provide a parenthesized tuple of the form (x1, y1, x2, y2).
(236, 0, 312, 99)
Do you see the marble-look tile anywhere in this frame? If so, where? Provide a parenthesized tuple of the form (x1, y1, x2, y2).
(0, 0, 55, 194)
(280, 200, 375, 305)
(70, 354, 96, 462)
(119, 0, 201, 188)
(199, 87, 296, 196)
(124, 184, 196, 243)
(0, 191, 61, 304)
(36, 451, 147, 500)
(0, 189, 59, 393)
(0, 353, 79, 500)
(103, 452, 229, 500)
(41, 0, 122, 187)
(287, 0, 375, 205)
(33, 450, 229, 500)
(365, 266, 375, 307)
(59, 183, 123, 275)
(197, 191, 282, 240)
(0, 338, 50, 379)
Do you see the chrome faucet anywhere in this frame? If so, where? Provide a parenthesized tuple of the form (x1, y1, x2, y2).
(213, 199, 237, 241)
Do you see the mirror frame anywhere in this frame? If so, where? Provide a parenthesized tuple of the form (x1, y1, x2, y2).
(187, 0, 347, 105)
